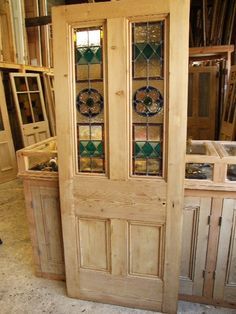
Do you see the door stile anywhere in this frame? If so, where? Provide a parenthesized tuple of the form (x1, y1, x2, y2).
(163, 1, 190, 313)
(107, 18, 129, 181)
(53, 8, 78, 296)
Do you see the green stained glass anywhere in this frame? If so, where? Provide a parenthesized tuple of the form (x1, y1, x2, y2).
(79, 140, 103, 157)
(142, 142, 154, 156)
(134, 141, 162, 158)
(76, 47, 102, 65)
(143, 44, 154, 59)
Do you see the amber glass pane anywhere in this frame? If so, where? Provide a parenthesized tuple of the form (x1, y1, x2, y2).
(132, 21, 164, 177)
(18, 94, 33, 124)
(75, 26, 105, 174)
(15, 77, 27, 92)
(27, 77, 39, 91)
(30, 93, 44, 122)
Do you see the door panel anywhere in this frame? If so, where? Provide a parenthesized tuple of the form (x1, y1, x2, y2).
(214, 198, 236, 302)
(53, 1, 189, 312)
(180, 197, 211, 296)
(10, 73, 50, 146)
(0, 73, 17, 183)
(187, 66, 219, 140)
(31, 185, 64, 275)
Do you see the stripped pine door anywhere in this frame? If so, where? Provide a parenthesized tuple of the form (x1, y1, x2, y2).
(187, 66, 219, 140)
(10, 73, 50, 147)
(0, 73, 17, 183)
(53, 0, 189, 312)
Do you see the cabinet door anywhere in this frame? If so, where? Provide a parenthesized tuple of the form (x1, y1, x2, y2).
(10, 73, 50, 146)
(28, 182, 64, 277)
(214, 198, 236, 303)
(180, 197, 211, 296)
(53, 1, 189, 312)
(0, 73, 17, 183)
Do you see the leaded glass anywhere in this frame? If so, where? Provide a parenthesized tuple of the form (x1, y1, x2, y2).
(132, 22, 164, 79)
(75, 26, 105, 174)
(132, 20, 164, 177)
(75, 28, 103, 81)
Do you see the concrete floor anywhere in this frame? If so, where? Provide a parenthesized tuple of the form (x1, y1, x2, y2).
(0, 179, 235, 314)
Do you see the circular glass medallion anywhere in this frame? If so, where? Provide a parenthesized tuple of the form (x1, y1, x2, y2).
(133, 86, 163, 116)
(76, 88, 103, 117)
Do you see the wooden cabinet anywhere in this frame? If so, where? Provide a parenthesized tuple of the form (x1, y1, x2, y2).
(180, 140, 236, 307)
(17, 137, 65, 280)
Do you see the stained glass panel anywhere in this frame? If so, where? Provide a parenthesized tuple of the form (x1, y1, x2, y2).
(131, 20, 164, 177)
(132, 22, 164, 79)
(75, 27, 103, 81)
(75, 26, 105, 174)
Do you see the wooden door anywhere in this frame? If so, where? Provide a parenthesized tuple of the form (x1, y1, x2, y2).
(179, 197, 211, 296)
(0, 73, 17, 183)
(53, 1, 189, 312)
(214, 198, 236, 303)
(220, 65, 236, 141)
(0, 0, 16, 63)
(187, 66, 219, 140)
(10, 73, 50, 147)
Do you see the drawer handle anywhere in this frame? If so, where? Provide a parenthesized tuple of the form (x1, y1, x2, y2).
(33, 126, 39, 129)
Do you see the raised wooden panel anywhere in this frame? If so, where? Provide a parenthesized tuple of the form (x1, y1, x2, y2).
(0, 141, 13, 172)
(180, 206, 199, 280)
(214, 198, 236, 302)
(77, 218, 110, 272)
(31, 186, 64, 275)
(25, 133, 37, 146)
(38, 130, 48, 141)
(129, 222, 163, 278)
(180, 197, 211, 296)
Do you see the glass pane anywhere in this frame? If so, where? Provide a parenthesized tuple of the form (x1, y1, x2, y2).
(199, 73, 210, 117)
(229, 90, 236, 123)
(133, 22, 164, 79)
(132, 20, 164, 177)
(224, 84, 234, 122)
(224, 145, 236, 156)
(75, 26, 105, 174)
(18, 93, 33, 124)
(227, 164, 236, 181)
(188, 73, 193, 117)
(0, 107, 4, 131)
(14, 77, 27, 92)
(185, 163, 213, 180)
(30, 93, 44, 122)
(27, 77, 39, 91)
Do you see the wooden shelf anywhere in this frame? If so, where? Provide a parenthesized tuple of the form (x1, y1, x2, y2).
(0, 61, 53, 73)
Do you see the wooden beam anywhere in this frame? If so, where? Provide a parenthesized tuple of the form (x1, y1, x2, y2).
(25, 16, 51, 27)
